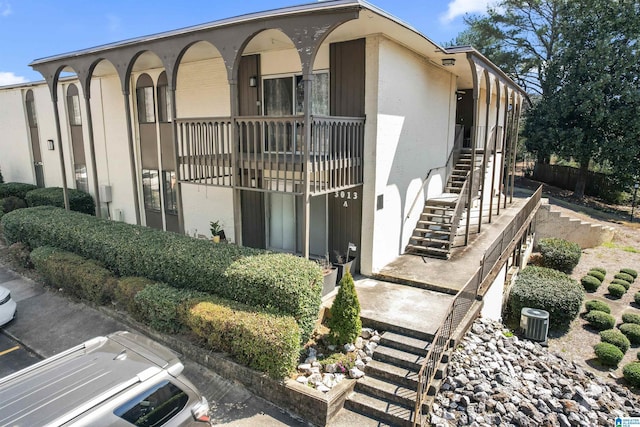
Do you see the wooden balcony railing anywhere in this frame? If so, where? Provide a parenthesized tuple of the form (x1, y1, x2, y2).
(176, 115, 365, 194)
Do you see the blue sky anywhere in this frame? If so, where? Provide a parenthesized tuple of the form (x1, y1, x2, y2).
(0, 0, 493, 85)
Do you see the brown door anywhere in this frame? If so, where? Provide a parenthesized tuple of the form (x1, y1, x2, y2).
(241, 189, 266, 249)
(329, 186, 362, 272)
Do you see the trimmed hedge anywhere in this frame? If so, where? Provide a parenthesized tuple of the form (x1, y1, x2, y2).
(1, 206, 322, 343)
(0, 182, 37, 199)
(2, 196, 27, 214)
(182, 296, 300, 379)
(620, 323, 640, 345)
(612, 278, 631, 290)
(622, 312, 640, 325)
(585, 310, 616, 330)
(636, 292, 640, 306)
(608, 283, 626, 298)
(537, 237, 581, 274)
(30, 246, 116, 304)
(25, 187, 95, 215)
(585, 300, 611, 314)
(587, 270, 606, 282)
(114, 277, 155, 315)
(600, 329, 630, 353)
(615, 272, 635, 284)
(623, 362, 640, 387)
(594, 342, 624, 367)
(621, 268, 638, 279)
(591, 267, 607, 276)
(134, 284, 207, 333)
(509, 266, 583, 329)
(581, 275, 601, 292)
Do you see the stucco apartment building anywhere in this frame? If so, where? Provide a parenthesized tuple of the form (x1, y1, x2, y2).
(0, 0, 525, 276)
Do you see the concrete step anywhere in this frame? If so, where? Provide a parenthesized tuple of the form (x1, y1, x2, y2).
(365, 360, 420, 389)
(355, 376, 417, 408)
(410, 236, 451, 247)
(405, 244, 450, 259)
(329, 406, 395, 427)
(380, 332, 432, 357)
(345, 391, 414, 427)
(414, 226, 450, 235)
(373, 345, 425, 371)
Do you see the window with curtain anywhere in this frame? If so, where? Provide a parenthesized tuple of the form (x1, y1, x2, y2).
(142, 169, 161, 211)
(163, 170, 177, 214)
(157, 84, 172, 123)
(136, 86, 156, 123)
(67, 94, 82, 126)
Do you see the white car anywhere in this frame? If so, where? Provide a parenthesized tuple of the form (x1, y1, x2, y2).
(0, 286, 16, 326)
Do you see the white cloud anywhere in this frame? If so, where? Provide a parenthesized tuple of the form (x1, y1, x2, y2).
(440, 0, 494, 23)
(0, 72, 27, 86)
(0, 1, 11, 17)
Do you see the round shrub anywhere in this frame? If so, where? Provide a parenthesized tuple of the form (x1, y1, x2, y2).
(537, 237, 582, 274)
(328, 271, 362, 345)
(591, 267, 607, 276)
(600, 329, 630, 353)
(608, 283, 626, 299)
(622, 312, 640, 325)
(587, 270, 606, 282)
(621, 268, 638, 279)
(585, 310, 616, 330)
(585, 300, 611, 314)
(620, 323, 640, 345)
(594, 342, 624, 367)
(615, 272, 635, 284)
(1, 196, 27, 214)
(509, 266, 584, 329)
(581, 275, 601, 292)
(0, 182, 38, 199)
(623, 362, 640, 387)
(612, 278, 631, 290)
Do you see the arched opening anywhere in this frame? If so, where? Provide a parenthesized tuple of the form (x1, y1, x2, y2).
(25, 89, 45, 187)
(66, 83, 89, 193)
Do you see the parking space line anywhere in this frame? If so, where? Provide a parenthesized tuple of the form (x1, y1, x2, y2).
(0, 345, 20, 356)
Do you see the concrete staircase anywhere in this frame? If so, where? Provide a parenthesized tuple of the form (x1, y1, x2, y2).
(406, 150, 482, 259)
(342, 329, 450, 426)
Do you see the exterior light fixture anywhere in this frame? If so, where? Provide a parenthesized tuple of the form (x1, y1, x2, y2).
(442, 58, 456, 66)
(249, 76, 257, 87)
(47, 139, 55, 150)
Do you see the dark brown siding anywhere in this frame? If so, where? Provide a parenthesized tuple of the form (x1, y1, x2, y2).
(159, 122, 174, 169)
(328, 185, 362, 272)
(330, 39, 365, 117)
(241, 189, 266, 249)
(70, 126, 85, 164)
(140, 124, 159, 169)
(238, 54, 261, 116)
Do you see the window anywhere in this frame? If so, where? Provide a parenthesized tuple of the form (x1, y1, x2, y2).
(75, 164, 88, 193)
(67, 94, 82, 126)
(163, 170, 177, 214)
(26, 99, 37, 127)
(114, 381, 188, 427)
(136, 86, 156, 123)
(157, 85, 172, 123)
(142, 169, 161, 211)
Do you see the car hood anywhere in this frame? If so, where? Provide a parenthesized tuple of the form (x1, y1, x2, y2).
(0, 286, 10, 302)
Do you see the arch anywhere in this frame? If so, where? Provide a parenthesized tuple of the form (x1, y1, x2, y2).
(172, 40, 223, 90)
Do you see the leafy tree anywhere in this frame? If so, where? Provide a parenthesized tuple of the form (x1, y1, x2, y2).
(524, 0, 640, 197)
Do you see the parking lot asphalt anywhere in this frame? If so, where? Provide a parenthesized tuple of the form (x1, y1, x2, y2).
(0, 264, 307, 426)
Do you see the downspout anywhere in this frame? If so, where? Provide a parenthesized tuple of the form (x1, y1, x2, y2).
(122, 88, 141, 225)
(169, 85, 185, 233)
(465, 53, 479, 246)
(478, 70, 491, 234)
(488, 80, 501, 223)
(51, 84, 70, 211)
(83, 88, 102, 217)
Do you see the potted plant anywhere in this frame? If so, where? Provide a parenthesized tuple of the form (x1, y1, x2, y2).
(209, 220, 223, 243)
(333, 242, 357, 283)
(317, 254, 338, 297)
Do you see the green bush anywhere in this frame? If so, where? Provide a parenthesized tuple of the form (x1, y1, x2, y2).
(622, 312, 640, 325)
(620, 323, 640, 345)
(581, 275, 601, 292)
(537, 237, 582, 274)
(319, 352, 357, 373)
(587, 270, 606, 282)
(621, 268, 638, 279)
(594, 342, 624, 367)
(623, 362, 640, 387)
(600, 329, 630, 353)
(635, 292, 640, 306)
(0, 182, 38, 199)
(1, 207, 322, 343)
(8, 242, 32, 268)
(1, 196, 27, 214)
(585, 300, 611, 314)
(591, 267, 607, 276)
(612, 278, 631, 290)
(30, 246, 116, 304)
(134, 284, 206, 333)
(327, 272, 362, 345)
(509, 266, 583, 329)
(608, 283, 627, 298)
(114, 277, 155, 315)
(615, 272, 635, 284)
(181, 296, 300, 379)
(25, 187, 95, 215)
(585, 310, 616, 330)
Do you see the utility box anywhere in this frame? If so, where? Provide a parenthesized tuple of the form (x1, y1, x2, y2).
(520, 307, 549, 344)
(99, 185, 112, 203)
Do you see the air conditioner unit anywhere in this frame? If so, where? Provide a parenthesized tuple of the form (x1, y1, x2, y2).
(520, 307, 549, 344)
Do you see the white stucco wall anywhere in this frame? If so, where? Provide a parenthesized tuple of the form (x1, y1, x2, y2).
(364, 36, 457, 273)
(481, 263, 508, 321)
(0, 87, 35, 184)
(181, 183, 235, 242)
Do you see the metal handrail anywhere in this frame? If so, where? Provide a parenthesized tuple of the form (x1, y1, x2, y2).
(412, 185, 543, 426)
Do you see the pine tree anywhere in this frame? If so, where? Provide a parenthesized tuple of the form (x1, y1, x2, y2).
(328, 271, 361, 345)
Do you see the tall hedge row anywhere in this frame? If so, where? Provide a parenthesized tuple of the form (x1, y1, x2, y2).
(25, 187, 95, 215)
(0, 182, 38, 199)
(1, 206, 322, 341)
